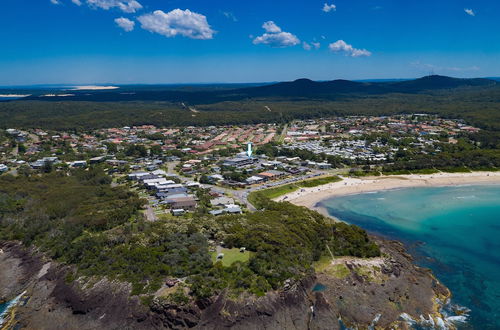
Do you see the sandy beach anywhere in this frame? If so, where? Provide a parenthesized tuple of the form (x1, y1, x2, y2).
(274, 171, 500, 218)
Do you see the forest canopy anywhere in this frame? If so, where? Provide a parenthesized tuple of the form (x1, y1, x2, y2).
(0, 170, 380, 300)
(1, 85, 500, 131)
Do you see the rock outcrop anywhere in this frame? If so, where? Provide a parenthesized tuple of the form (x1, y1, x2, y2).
(0, 238, 451, 330)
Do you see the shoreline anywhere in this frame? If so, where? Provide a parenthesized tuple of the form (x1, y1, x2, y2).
(274, 171, 500, 218)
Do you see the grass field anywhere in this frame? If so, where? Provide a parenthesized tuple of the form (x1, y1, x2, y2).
(211, 248, 251, 267)
(313, 256, 351, 279)
(250, 176, 342, 201)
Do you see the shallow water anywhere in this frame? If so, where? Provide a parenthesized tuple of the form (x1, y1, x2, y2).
(312, 283, 327, 292)
(320, 184, 500, 329)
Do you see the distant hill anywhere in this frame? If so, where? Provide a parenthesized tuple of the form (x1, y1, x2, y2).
(232, 75, 497, 98)
(11, 75, 499, 104)
(386, 75, 496, 92)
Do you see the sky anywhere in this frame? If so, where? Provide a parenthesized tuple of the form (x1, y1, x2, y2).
(0, 0, 499, 85)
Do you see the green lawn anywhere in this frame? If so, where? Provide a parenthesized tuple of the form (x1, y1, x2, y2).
(251, 176, 342, 201)
(257, 184, 301, 199)
(211, 248, 251, 267)
(313, 256, 351, 279)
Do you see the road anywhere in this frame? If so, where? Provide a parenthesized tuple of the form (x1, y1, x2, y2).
(144, 205, 158, 222)
(225, 170, 327, 211)
(166, 161, 179, 175)
(163, 160, 328, 212)
(276, 123, 288, 144)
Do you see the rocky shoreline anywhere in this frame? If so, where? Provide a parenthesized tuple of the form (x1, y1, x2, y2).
(0, 238, 454, 330)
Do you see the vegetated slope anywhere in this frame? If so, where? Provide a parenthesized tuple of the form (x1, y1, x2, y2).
(1, 76, 500, 131)
(0, 169, 380, 299)
(0, 171, 452, 329)
(13, 75, 498, 103)
(233, 75, 497, 98)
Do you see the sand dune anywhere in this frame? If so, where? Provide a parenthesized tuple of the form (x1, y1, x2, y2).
(70, 85, 119, 90)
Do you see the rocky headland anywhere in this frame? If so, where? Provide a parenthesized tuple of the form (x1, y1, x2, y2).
(1, 236, 454, 330)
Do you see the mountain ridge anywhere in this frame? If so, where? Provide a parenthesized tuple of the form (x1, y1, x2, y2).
(234, 75, 497, 97)
(6, 75, 498, 104)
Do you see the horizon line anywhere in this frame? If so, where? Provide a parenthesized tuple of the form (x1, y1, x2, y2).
(1, 75, 499, 88)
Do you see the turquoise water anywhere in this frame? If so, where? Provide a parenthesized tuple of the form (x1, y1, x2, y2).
(0, 302, 6, 313)
(0, 301, 8, 325)
(320, 184, 500, 329)
(312, 283, 327, 292)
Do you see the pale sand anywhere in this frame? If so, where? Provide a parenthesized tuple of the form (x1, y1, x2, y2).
(274, 172, 500, 218)
(70, 86, 119, 90)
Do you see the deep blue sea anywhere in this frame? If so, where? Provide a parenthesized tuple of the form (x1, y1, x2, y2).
(320, 184, 500, 329)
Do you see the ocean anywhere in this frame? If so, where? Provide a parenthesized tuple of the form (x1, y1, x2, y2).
(0, 301, 9, 325)
(0, 302, 6, 312)
(0, 291, 26, 326)
(320, 184, 500, 329)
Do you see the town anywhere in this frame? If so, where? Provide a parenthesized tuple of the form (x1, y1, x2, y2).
(0, 114, 481, 219)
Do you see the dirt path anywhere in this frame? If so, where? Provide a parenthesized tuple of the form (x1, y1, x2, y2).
(144, 205, 158, 222)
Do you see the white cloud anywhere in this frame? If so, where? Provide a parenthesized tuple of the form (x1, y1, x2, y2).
(72, 0, 82, 5)
(464, 8, 475, 16)
(253, 21, 299, 48)
(329, 40, 372, 57)
(86, 0, 142, 13)
(323, 3, 336, 13)
(50, 0, 61, 4)
(138, 9, 215, 40)
(262, 21, 281, 33)
(253, 32, 300, 48)
(222, 11, 237, 22)
(115, 17, 135, 32)
(411, 61, 480, 73)
(303, 42, 320, 51)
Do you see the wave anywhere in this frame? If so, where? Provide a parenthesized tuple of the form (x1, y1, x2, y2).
(0, 94, 31, 98)
(455, 195, 476, 199)
(0, 291, 26, 326)
(397, 299, 469, 329)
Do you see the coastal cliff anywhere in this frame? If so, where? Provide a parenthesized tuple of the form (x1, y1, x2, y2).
(1, 238, 451, 330)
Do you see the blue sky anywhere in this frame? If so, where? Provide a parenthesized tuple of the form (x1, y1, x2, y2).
(0, 0, 499, 85)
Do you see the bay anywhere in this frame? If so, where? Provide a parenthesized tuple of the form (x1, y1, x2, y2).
(320, 184, 500, 329)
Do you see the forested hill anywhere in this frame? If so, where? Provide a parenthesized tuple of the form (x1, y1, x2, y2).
(232, 75, 497, 98)
(12, 75, 498, 103)
(0, 75, 500, 131)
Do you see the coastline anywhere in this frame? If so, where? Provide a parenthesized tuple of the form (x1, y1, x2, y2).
(274, 171, 500, 218)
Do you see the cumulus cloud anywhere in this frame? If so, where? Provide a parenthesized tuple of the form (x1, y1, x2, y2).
(50, 0, 61, 4)
(138, 9, 215, 40)
(329, 40, 371, 57)
(262, 21, 282, 33)
(303, 41, 321, 51)
(464, 8, 475, 16)
(253, 21, 300, 48)
(253, 32, 300, 47)
(86, 0, 142, 13)
(115, 17, 135, 32)
(72, 0, 82, 4)
(322, 3, 336, 13)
